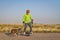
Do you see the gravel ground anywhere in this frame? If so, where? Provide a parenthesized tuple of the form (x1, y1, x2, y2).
(0, 32, 60, 40)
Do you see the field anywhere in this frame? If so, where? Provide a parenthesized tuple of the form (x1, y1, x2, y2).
(0, 24, 60, 40)
(0, 24, 60, 33)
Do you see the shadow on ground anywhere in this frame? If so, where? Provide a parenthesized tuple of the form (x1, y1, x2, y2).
(5, 32, 31, 37)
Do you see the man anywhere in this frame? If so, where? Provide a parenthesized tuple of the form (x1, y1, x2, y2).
(23, 10, 33, 34)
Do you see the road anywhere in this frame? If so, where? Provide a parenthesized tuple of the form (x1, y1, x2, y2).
(0, 33, 60, 40)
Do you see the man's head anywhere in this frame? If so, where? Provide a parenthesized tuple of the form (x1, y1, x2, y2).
(26, 10, 30, 14)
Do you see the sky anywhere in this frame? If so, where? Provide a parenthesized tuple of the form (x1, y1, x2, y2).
(0, 0, 60, 24)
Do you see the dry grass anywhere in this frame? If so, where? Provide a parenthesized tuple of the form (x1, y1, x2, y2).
(0, 24, 60, 33)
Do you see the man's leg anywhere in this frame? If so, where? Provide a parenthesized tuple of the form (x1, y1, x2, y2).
(24, 23, 27, 34)
(28, 23, 32, 33)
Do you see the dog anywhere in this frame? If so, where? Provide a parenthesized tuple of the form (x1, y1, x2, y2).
(11, 28, 23, 36)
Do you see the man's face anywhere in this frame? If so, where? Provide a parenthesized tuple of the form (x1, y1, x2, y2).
(26, 10, 30, 14)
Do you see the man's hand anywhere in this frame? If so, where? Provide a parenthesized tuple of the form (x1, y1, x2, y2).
(23, 21, 24, 23)
(31, 19, 34, 24)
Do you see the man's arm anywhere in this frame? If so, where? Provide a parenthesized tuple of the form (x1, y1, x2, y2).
(23, 15, 25, 23)
(30, 14, 34, 24)
(30, 14, 32, 19)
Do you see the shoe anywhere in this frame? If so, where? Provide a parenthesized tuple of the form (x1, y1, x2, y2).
(24, 32, 26, 35)
(30, 32, 33, 34)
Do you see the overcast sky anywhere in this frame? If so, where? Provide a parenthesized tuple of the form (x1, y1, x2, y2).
(0, 0, 60, 24)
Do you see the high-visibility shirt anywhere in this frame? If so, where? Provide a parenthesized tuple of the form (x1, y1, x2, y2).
(23, 13, 32, 23)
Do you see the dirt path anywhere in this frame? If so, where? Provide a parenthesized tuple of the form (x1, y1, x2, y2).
(0, 33, 60, 40)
